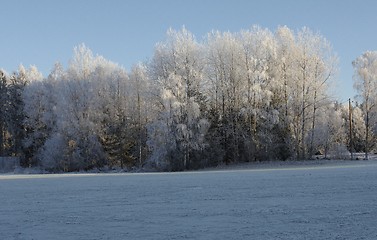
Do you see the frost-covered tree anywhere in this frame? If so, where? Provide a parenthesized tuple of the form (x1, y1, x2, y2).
(21, 65, 45, 166)
(0, 70, 9, 156)
(20, 45, 150, 171)
(53, 45, 106, 170)
(148, 27, 209, 170)
(353, 51, 377, 159)
(237, 26, 279, 161)
(310, 103, 347, 159)
(286, 28, 337, 160)
(30, 62, 64, 169)
(38, 45, 132, 171)
(352, 106, 369, 153)
(343, 104, 367, 154)
(272, 26, 299, 159)
(2, 25, 342, 172)
(93, 61, 134, 169)
(305, 33, 337, 158)
(0, 68, 28, 158)
(203, 26, 337, 162)
(205, 31, 244, 163)
(129, 63, 151, 166)
(4, 65, 30, 160)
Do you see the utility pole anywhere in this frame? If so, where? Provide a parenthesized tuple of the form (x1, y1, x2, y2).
(349, 98, 353, 160)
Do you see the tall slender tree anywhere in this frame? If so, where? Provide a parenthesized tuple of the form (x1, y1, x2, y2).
(148, 27, 208, 170)
(0, 70, 8, 156)
(353, 51, 377, 160)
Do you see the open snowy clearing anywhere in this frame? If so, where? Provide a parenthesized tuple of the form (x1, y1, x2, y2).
(1, 160, 377, 239)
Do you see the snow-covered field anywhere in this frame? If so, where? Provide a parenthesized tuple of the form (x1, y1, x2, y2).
(1, 160, 377, 239)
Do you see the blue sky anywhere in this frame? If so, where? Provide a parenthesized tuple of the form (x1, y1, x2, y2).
(2, 0, 377, 101)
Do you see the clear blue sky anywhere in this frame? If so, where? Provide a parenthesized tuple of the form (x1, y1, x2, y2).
(2, 0, 377, 102)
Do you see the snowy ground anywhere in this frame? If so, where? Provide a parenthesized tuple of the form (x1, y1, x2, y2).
(1, 160, 377, 239)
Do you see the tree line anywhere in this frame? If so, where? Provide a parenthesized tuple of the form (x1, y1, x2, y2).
(0, 26, 376, 172)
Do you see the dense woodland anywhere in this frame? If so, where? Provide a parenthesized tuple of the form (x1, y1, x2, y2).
(1, 26, 376, 172)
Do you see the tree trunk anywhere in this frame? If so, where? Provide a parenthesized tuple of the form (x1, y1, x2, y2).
(309, 90, 317, 158)
(349, 99, 353, 160)
(137, 91, 142, 167)
(0, 124, 3, 156)
(301, 91, 306, 159)
(365, 110, 369, 160)
(300, 62, 307, 160)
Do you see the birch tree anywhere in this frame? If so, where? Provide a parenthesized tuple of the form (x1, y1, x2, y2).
(205, 31, 243, 163)
(129, 63, 151, 167)
(238, 26, 278, 160)
(288, 28, 337, 159)
(353, 51, 377, 159)
(148, 27, 208, 170)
